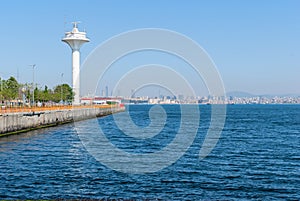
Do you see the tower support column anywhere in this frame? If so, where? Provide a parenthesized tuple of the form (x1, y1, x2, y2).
(72, 49, 80, 105)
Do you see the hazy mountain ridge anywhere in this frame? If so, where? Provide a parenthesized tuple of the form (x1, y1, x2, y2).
(226, 91, 300, 98)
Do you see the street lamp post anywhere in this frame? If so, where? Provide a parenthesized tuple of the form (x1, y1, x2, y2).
(21, 87, 26, 106)
(29, 64, 36, 106)
(0, 77, 2, 105)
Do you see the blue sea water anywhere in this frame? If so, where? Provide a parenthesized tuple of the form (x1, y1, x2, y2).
(0, 105, 299, 200)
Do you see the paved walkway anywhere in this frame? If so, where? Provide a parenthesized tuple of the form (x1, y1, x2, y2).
(0, 104, 120, 114)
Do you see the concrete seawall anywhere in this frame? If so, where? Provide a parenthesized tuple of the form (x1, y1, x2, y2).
(0, 106, 125, 137)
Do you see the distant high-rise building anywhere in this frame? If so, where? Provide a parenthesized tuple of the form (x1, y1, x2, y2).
(105, 86, 108, 97)
(178, 94, 184, 100)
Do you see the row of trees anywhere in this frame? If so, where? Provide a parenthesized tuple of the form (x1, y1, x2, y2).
(0, 76, 74, 105)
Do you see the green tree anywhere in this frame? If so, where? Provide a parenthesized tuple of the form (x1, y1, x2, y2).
(1, 77, 19, 101)
(42, 85, 50, 102)
(34, 86, 39, 102)
(0, 78, 4, 104)
(53, 84, 73, 103)
(35, 85, 57, 103)
(44, 85, 48, 93)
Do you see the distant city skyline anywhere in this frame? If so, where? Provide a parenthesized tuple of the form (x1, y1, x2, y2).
(0, 0, 299, 96)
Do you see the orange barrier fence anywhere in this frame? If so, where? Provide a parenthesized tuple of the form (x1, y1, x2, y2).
(0, 104, 124, 114)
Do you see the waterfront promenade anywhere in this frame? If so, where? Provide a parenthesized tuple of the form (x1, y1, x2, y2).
(0, 104, 118, 114)
(0, 104, 125, 137)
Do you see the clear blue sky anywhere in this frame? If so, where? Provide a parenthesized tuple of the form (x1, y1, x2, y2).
(0, 0, 299, 96)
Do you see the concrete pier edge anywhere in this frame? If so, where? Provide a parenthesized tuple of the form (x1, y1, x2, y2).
(0, 106, 125, 137)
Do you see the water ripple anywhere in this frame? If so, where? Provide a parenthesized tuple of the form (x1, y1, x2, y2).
(0, 105, 299, 200)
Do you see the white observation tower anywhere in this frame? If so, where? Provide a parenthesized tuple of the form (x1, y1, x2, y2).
(62, 22, 89, 105)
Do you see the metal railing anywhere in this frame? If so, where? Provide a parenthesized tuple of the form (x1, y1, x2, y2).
(0, 104, 124, 114)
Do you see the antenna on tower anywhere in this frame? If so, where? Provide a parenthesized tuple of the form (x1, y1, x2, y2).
(72, 21, 81, 28)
